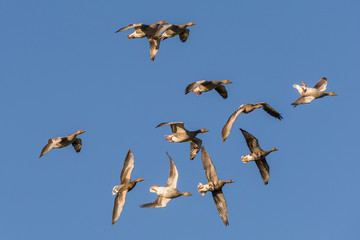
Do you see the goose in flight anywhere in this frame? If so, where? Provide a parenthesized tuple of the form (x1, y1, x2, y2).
(140, 153, 191, 208)
(292, 77, 337, 106)
(115, 21, 169, 60)
(39, 130, 85, 158)
(112, 150, 144, 225)
(221, 103, 282, 142)
(185, 80, 232, 99)
(240, 128, 278, 185)
(156, 122, 209, 160)
(198, 146, 234, 226)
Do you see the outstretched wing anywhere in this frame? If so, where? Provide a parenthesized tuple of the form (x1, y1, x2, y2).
(112, 190, 128, 225)
(240, 128, 261, 153)
(259, 103, 283, 120)
(149, 37, 161, 61)
(190, 137, 202, 160)
(212, 190, 229, 226)
(115, 23, 143, 33)
(156, 122, 186, 134)
(39, 138, 61, 158)
(165, 153, 178, 188)
(201, 146, 219, 182)
(140, 196, 171, 208)
(120, 149, 135, 183)
(313, 77, 327, 92)
(255, 158, 270, 185)
(179, 28, 190, 42)
(72, 138, 82, 153)
(291, 96, 316, 107)
(221, 107, 244, 142)
(152, 24, 173, 37)
(214, 85, 228, 99)
(185, 80, 206, 94)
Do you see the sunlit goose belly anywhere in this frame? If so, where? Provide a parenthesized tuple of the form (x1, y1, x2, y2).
(241, 153, 263, 163)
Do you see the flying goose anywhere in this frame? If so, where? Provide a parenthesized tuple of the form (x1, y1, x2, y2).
(185, 80, 232, 99)
(198, 146, 234, 226)
(140, 153, 191, 208)
(112, 150, 144, 225)
(221, 103, 282, 142)
(115, 21, 169, 60)
(240, 128, 278, 185)
(159, 22, 196, 42)
(292, 77, 337, 106)
(39, 130, 85, 158)
(156, 122, 209, 160)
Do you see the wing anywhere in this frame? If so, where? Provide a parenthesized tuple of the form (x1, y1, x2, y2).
(240, 128, 262, 153)
(112, 190, 128, 225)
(115, 23, 143, 33)
(259, 103, 283, 120)
(291, 96, 316, 107)
(185, 80, 206, 94)
(212, 190, 229, 226)
(140, 196, 171, 208)
(255, 158, 270, 185)
(190, 137, 202, 160)
(214, 85, 228, 99)
(179, 28, 190, 42)
(120, 149, 135, 183)
(165, 153, 178, 188)
(72, 138, 82, 153)
(152, 24, 173, 37)
(149, 37, 161, 61)
(201, 146, 219, 182)
(156, 122, 186, 134)
(221, 108, 244, 142)
(313, 77, 327, 92)
(39, 138, 61, 158)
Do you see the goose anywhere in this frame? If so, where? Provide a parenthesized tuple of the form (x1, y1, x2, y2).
(112, 150, 144, 225)
(221, 103, 282, 142)
(240, 128, 278, 185)
(140, 153, 191, 208)
(198, 146, 234, 226)
(156, 122, 209, 160)
(185, 80, 232, 99)
(39, 130, 85, 158)
(159, 22, 196, 42)
(115, 21, 169, 60)
(292, 77, 337, 106)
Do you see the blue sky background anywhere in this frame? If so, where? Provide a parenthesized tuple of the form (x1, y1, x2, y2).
(1, 0, 359, 239)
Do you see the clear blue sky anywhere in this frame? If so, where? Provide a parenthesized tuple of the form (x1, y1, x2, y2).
(1, 0, 359, 239)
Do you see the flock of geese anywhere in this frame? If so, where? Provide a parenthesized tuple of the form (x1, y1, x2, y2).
(38, 21, 338, 227)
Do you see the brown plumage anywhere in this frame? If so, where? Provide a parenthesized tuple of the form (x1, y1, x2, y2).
(39, 130, 85, 158)
(159, 22, 196, 42)
(197, 146, 234, 226)
(185, 80, 232, 98)
(221, 103, 282, 142)
(240, 129, 278, 185)
(115, 21, 169, 60)
(112, 150, 144, 225)
(156, 122, 209, 160)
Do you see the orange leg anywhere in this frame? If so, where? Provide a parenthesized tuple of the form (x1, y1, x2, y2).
(197, 92, 202, 97)
(301, 81, 306, 87)
(168, 139, 174, 143)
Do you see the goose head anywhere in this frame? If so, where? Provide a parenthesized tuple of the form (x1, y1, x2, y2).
(199, 128, 209, 133)
(186, 22, 196, 26)
(75, 130, 85, 135)
(135, 178, 144, 183)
